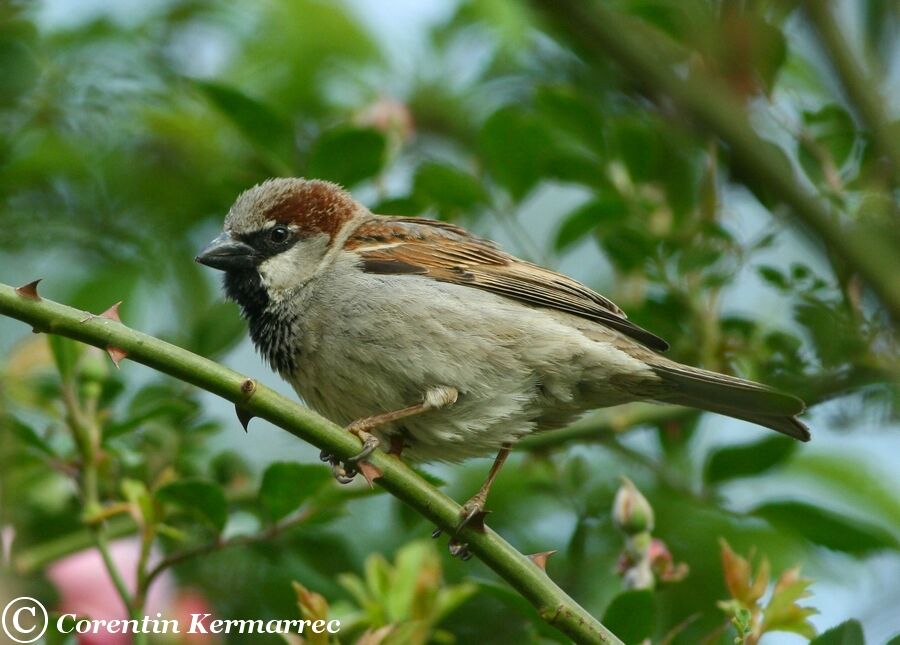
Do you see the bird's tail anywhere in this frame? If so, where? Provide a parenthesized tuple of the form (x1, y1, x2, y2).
(651, 363, 810, 441)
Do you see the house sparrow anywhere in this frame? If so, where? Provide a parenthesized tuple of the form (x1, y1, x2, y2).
(196, 178, 809, 554)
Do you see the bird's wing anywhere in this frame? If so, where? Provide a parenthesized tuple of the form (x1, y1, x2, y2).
(346, 216, 669, 352)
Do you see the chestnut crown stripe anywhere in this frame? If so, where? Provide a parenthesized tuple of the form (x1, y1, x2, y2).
(227, 178, 359, 240)
(263, 181, 355, 238)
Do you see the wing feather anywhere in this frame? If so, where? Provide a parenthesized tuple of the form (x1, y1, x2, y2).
(348, 216, 669, 351)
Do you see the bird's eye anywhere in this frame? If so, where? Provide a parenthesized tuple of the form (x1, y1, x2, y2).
(269, 226, 290, 244)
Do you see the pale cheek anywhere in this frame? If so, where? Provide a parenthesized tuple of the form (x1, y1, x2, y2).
(258, 235, 330, 297)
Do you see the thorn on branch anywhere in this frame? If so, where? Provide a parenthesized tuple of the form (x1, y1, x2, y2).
(235, 406, 254, 432)
(80, 300, 123, 324)
(15, 279, 42, 300)
(234, 379, 258, 432)
(106, 346, 128, 369)
(100, 301, 123, 322)
(529, 550, 558, 572)
(357, 461, 383, 488)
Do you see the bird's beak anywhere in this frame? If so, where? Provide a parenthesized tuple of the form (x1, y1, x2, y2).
(195, 232, 256, 271)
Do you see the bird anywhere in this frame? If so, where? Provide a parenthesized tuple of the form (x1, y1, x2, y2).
(196, 177, 809, 556)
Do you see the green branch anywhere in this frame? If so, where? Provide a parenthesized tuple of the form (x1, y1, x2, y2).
(13, 515, 136, 575)
(0, 282, 621, 645)
(142, 507, 313, 593)
(802, 0, 900, 186)
(530, 0, 900, 321)
(58, 360, 145, 639)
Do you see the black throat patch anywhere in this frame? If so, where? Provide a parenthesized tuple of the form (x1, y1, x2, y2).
(223, 270, 300, 375)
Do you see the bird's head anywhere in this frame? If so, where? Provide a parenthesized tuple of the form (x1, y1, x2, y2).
(196, 178, 362, 314)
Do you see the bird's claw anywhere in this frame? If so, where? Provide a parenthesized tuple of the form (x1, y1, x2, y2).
(434, 501, 489, 560)
(320, 452, 355, 484)
(320, 432, 380, 485)
(448, 539, 473, 560)
(346, 431, 380, 466)
(333, 461, 357, 484)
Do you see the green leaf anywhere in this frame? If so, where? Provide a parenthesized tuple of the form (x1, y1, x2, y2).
(189, 301, 246, 357)
(626, 2, 690, 42)
(433, 581, 479, 625)
(794, 299, 866, 367)
(104, 382, 200, 438)
(757, 265, 789, 290)
(0, 16, 39, 109)
(798, 105, 856, 185)
(68, 266, 140, 316)
(234, 0, 378, 113)
(803, 105, 856, 168)
(47, 614, 78, 645)
(762, 568, 817, 638)
(386, 541, 430, 620)
(609, 117, 663, 182)
(157, 479, 228, 532)
(307, 126, 386, 187)
(370, 195, 426, 216)
(751, 501, 899, 554)
(121, 478, 158, 528)
(555, 195, 627, 252)
(413, 162, 487, 217)
(47, 335, 81, 382)
(809, 619, 865, 645)
(751, 17, 788, 95)
(728, 139, 794, 209)
(194, 80, 293, 165)
(448, 0, 531, 52)
(790, 454, 900, 534)
(259, 462, 332, 521)
(9, 417, 54, 456)
(864, 0, 900, 61)
(599, 226, 655, 272)
(602, 590, 655, 645)
(535, 85, 606, 156)
(480, 106, 555, 199)
(704, 436, 797, 485)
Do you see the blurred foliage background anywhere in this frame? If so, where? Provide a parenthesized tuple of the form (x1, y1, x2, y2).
(0, 0, 898, 643)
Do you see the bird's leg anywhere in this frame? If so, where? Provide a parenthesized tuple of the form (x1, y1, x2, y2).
(325, 386, 458, 483)
(439, 444, 512, 560)
(388, 434, 406, 457)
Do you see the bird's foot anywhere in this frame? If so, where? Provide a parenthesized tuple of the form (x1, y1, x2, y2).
(433, 493, 490, 561)
(321, 424, 381, 485)
(321, 389, 457, 485)
(319, 449, 355, 483)
(346, 422, 381, 463)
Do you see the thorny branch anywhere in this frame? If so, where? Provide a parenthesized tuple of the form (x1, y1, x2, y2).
(0, 281, 622, 645)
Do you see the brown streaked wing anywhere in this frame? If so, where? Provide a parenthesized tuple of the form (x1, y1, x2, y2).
(350, 216, 669, 351)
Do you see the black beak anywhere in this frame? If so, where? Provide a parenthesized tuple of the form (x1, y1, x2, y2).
(195, 232, 256, 271)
